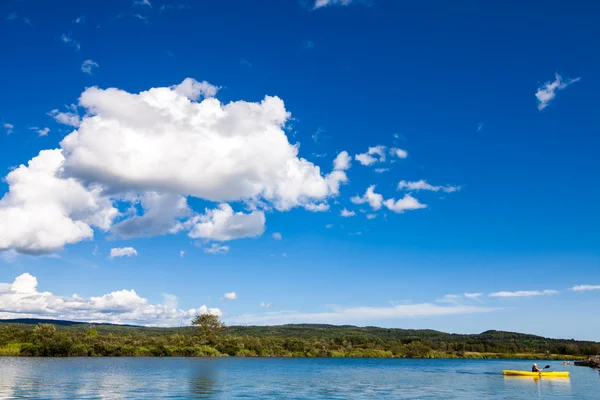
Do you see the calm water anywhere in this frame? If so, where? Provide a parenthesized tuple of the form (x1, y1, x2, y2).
(1, 357, 599, 399)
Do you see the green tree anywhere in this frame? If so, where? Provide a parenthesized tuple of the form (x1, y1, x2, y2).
(192, 313, 224, 344)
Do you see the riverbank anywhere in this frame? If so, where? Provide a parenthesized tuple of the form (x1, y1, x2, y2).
(1, 320, 597, 359)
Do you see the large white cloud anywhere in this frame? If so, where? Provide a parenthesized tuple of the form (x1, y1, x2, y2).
(535, 73, 580, 110)
(0, 79, 348, 254)
(0, 150, 117, 254)
(60, 81, 339, 211)
(0, 273, 221, 326)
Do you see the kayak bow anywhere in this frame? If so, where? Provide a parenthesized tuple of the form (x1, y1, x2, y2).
(502, 370, 569, 378)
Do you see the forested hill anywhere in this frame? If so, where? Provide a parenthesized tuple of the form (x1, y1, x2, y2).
(1, 318, 598, 356)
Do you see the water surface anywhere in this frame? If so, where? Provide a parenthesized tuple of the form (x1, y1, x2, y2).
(1, 357, 598, 399)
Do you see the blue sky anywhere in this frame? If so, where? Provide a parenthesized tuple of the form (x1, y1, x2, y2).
(0, 0, 599, 340)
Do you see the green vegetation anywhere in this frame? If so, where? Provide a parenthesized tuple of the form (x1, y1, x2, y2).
(0, 317, 598, 358)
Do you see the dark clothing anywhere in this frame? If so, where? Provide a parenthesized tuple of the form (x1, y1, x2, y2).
(532, 366, 541, 372)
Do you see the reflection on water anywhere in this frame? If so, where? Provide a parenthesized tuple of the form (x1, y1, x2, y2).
(0, 358, 598, 399)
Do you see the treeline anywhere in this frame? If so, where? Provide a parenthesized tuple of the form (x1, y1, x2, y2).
(0, 318, 598, 358)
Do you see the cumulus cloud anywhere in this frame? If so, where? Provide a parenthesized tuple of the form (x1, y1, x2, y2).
(489, 289, 558, 297)
(229, 303, 498, 325)
(570, 285, 600, 292)
(203, 244, 229, 255)
(0, 150, 117, 254)
(350, 185, 383, 210)
(222, 292, 237, 301)
(535, 73, 580, 110)
(390, 148, 408, 159)
(109, 247, 138, 259)
(272, 232, 282, 240)
(333, 151, 351, 171)
(179, 250, 185, 258)
(3, 123, 14, 134)
(188, 203, 265, 241)
(355, 145, 386, 166)
(366, 213, 376, 219)
(0, 273, 220, 326)
(81, 60, 99, 75)
(383, 194, 426, 213)
(397, 180, 460, 193)
(0, 78, 348, 254)
(259, 302, 272, 308)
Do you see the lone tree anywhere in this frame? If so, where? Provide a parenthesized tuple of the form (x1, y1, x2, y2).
(192, 313, 224, 344)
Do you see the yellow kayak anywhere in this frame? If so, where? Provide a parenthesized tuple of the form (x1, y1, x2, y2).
(503, 370, 569, 378)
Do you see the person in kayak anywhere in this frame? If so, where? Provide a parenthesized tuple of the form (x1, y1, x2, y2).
(532, 363, 541, 372)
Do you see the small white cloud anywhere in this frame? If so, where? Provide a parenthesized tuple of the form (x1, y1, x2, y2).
(240, 59, 252, 67)
(383, 195, 426, 213)
(203, 244, 229, 255)
(173, 78, 220, 100)
(437, 294, 462, 304)
(188, 204, 265, 242)
(571, 285, 600, 292)
(221, 292, 237, 301)
(259, 302, 272, 308)
(304, 202, 330, 212)
(355, 145, 386, 166)
(74, 16, 85, 24)
(81, 60, 99, 75)
(489, 289, 558, 297)
(281, 252, 288, 257)
(340, 208, 356, 217)
(272, 232, 282, 240)
(464, 292, 482, 299)
(536, 73, 580, 110)
(7, 12, 18, 20)
(333, 151, 351, 171)
(374, 168, 389, 173)
(109, 247, 138, 259)
(313, 0, 359, 9)
(134, 0, 152, 6)
(477, 122, 484, 132)
(366, 214, 376, 220)
(3, 123, 14, 135)
(350, 185, 383, 210)
(61, 33, 80, 50)
(28, 127, 50, 137)
(397, 180, 460, 193)
(325, 224, 333, 228)
(48, 104, 80, 127)
(390, 148, 408, 159)
(179, 250, 185, 258)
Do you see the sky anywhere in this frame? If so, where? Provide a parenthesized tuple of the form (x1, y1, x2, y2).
(0, 0, 599, 340)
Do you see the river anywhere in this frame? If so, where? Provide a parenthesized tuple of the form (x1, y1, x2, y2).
(1, 357, 598, 399)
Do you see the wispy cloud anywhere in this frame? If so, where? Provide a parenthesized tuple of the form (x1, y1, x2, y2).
(535, 73, 580, 110)
(3, 123, 14, 135)
(302, 40, 315, 49)
(313, 0, 361, 10)
(272, 232, 282, 240)
(81, 60, 99, 75)
(477, 122, 484, 132)
(240, 59, 252, 67)
(203, 244, 229, 255)
(134, 0, 152, 6)
(133, 14, 149, 24)
(61, 33, 80, 50)
(28, 127, 50, 137)
(397, 180, 461, 193)
(571, 285, 600, 292)
(489, 289, 558, 298)
(228, 302, 499, 325)
(74, 16, 85, 24)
